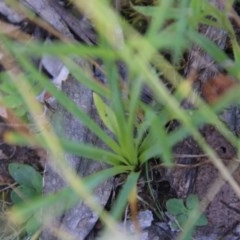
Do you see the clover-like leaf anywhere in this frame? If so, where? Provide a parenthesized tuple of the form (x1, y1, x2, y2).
(196, 214, 208, 226)
(166, 198, 186, 215)
(186, 194, 200, 210)
(176, 213, 188, 227)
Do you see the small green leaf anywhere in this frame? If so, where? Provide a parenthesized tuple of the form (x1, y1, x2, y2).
(0, 79, 15, 94)
(8, 163, 42, 192)
(11, 185, 38, 204)
(166, 198, 186, 215)
(59, 139, 126, 165)
(14, 106, 28, 117)
(196, 214, 208, 226)
(186, 194, 199, 210)
(3, 95, 24, 108)
(93, 92, 119, 134)
(111, 171, 140, 220)
(26, 214, 41, 236)
(176, 213, 188, 227)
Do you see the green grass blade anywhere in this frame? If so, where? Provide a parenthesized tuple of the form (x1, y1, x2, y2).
(127, 78, 143, 142)
(59, 139, 130, 166)
(93, 92, 120, 135)
(187, 31, 240, 77)
(9, 165, 130, 225)
(111, 171, 140, 220)
(150, 118, 173, 166)
(2, 41, 121, 154)
(15, 41, 117, 59)
(62, 58, 110, 98)
(105, 60, 135, 162)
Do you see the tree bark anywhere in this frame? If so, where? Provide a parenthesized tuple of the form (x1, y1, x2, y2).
(42, 77, 113, 240)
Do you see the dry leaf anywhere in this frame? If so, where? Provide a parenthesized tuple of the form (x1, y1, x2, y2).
(202, 73, 237, 104)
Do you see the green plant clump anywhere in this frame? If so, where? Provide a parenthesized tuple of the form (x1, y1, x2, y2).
(166, 194, 208, 239)
(1, 0, 240, 239)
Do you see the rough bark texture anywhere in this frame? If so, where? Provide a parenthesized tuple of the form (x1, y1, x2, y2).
(22, 0, 74, 39)
(42, 78, 113, 240)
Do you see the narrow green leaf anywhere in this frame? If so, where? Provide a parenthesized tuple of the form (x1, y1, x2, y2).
(93, 92, 119, 134)
(126, 78, 142, 150)
(138, 109, 172, 165)
(152, 118, 172, 166)
(12, 41, 117, 60)
(168, 125, 191, 147)
(104, 60, 132, 160)
(111, 171, 140, 220)
(147, 0, 174, 36)
(138, 136, 162, 163)
(135, 104, 157, 150)
(132, 5, 157, 17)
(9, 166, 129, 224)
(84, 166, 133, 188)
(59, 138, 128, 166)
(63, 58, 110, 98)
(133, 5, 183, 20)
(188, 31, 230, 67)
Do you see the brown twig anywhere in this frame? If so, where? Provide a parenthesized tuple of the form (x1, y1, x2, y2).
(153, 157, 240, 169)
